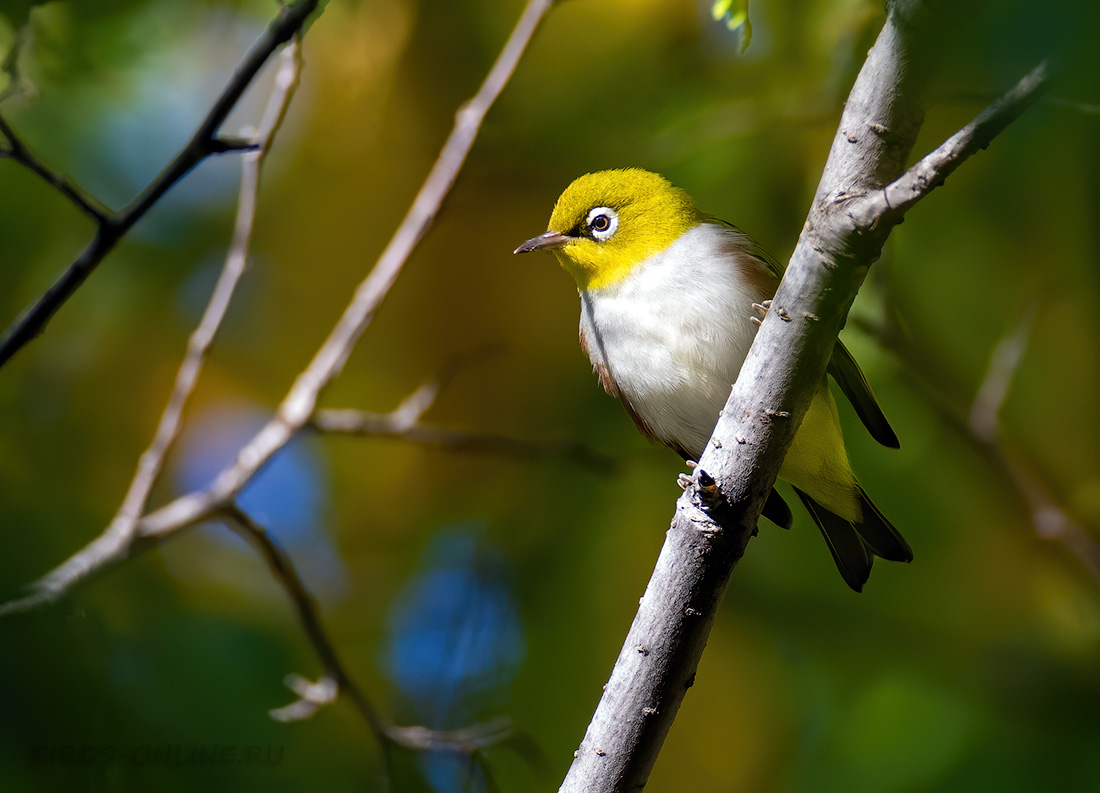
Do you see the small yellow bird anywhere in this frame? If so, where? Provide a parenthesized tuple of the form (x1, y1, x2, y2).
(515, 168, 911, 591)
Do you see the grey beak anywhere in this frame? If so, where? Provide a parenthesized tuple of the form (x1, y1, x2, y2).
(514, 230, 572, 254)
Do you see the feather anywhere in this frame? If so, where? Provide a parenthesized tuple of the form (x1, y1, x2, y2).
(792, 486, 911, 592)
(828, 340, 901, 449)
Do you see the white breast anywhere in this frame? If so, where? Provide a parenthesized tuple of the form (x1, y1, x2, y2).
(579, 223, 774, 459)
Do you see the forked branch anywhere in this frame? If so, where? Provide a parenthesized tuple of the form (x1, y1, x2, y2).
(0, 0, 320, 368)
(1, 0, 559, 618)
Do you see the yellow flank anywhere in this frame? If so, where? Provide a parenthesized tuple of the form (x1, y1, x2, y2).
(781, 383, 862, 522)
(547, 169, 703, 291)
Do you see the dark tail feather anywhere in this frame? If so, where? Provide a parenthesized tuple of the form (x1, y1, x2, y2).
(828, 341, 901, 450)
(855, 488, 913, 562)
(763, 488, 793, 529)
(792, 487, 912, 592)
(793, 488, 872, 592)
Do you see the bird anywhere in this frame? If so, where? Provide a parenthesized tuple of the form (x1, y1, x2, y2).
(514, 168, 912, 591)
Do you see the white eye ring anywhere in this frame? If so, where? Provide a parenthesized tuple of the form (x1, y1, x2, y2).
(586, 207, 619, 241)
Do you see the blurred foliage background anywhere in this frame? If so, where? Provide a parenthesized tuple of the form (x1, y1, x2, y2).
(2, 0, 1099, 791)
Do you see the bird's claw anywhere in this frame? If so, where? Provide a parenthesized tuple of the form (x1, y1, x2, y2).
(750, 299, 772, 326)
(676, 459, 700, 489)
(678, 464, 720, 504)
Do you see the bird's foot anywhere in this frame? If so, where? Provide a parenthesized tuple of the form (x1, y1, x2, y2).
(678, 463, 720, 505)
(677, 472, 693, 490)
(677, 460, 697, 490)
(750, 299, 773, 327)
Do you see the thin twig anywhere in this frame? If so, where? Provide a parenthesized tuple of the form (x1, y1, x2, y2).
(223, 506, 515, 755)
(969, 302, 1036, 442)
(963, 309, 1100, 573)
(221, 505, 390, 741)
(870, 61, 1049, 224)
(312, 382, 618, 476)
(315, 408, 616, 473)
(0, 39, 305, 617)
(856, 311, 1100, 578)
(0, 114, 110, 223)
(998, 445, 1100, 576)
(115, 42, 303, 550)
(0, 0, 320, 369)
(310, 349, 616, 473)
(1, 0, 558, 612)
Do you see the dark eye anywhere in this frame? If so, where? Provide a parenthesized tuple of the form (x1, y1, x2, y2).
(585, 205, 620, 239)
(585, 206, 619, 241)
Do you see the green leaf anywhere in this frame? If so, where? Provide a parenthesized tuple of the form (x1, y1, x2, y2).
(711, 0, 733, 20)
(711, 0, 752, 53)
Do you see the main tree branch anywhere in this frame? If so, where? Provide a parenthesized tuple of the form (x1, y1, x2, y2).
(558, 5, 1049, 791)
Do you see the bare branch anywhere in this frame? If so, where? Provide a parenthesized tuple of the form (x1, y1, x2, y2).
(224, 507, 516, 757)
(972, 323, 1100, 574)
(312, 380, 618, 475)
(2, 0, 557, 612)
(269, 673, 339, 723)
(222, 506, 390, 741)
(386, 718, 515, 754)
(0, 113, 110, 223)
(0, 0, 321, 369)
(119, 40, 302, 531)
(558, 10, 1049, 791)
(856, 313, 1100, 579)
(353, 381, 444, 433)
(870, 61, 1050, 225)
(135, 0, 557, 528)
(310, 346, 617, 472)
(315, 407, 617, 473)
(0, 40, 305, 617)
(969, 302, 1036, 441)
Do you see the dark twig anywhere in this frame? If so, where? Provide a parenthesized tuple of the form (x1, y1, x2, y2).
(0, 0, 320, 369)
(315, 409, 617, 473)
(222, 505, 390, 741)
(312, 379, 617, 474)
(223, 506, 514, 755)
(0, 114, 110, 223)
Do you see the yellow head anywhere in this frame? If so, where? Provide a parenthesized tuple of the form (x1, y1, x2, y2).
(514, 169, 703, 291)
